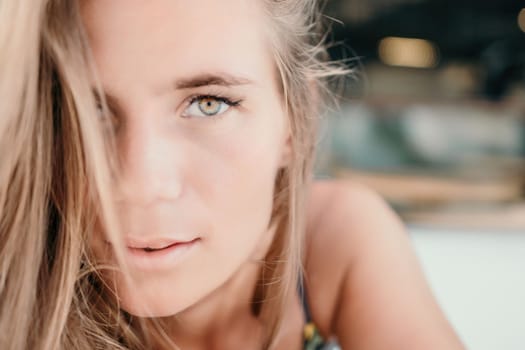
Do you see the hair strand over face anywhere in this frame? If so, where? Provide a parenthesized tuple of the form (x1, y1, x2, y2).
(0, 0, 351, 349)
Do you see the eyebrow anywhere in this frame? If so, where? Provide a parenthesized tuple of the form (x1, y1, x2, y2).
(174, 72, 254, 90)
(92, 72, 254, 108)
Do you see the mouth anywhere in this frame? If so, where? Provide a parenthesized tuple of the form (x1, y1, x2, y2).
(142, 246, 172, 253)
(129, 243, 177, 253)
(126, 238, 195, 252)
(105, 236, 201, 270)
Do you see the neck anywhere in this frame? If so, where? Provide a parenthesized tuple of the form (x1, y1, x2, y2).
(167, 262, 262, 347)
(160, 223, 278, 349)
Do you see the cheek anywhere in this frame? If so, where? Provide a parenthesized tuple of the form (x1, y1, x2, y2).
(197, 111, 286, 256)
(92, 108, 288, 317)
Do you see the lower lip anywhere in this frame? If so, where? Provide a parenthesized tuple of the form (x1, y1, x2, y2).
(125, 238, 200, 271)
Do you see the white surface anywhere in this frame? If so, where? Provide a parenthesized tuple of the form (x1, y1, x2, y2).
(409, 226, 525, 350)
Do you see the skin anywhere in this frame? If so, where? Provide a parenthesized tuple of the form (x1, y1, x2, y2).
(304, 181, 465, 350)
(81, 0, 466, 349)
(82, 0, 289, 347)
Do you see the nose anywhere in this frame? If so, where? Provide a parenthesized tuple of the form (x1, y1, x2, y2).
(116, 121, 183, 206)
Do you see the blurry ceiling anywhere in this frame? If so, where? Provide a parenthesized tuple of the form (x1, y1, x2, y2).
(325, 0, 525, 99)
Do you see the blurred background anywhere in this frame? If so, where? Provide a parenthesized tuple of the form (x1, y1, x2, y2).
(316, 0, 525, 349)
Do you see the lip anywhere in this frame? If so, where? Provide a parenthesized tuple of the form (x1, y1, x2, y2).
(107, 237, 201, 271)
(125, 236, 194, 250)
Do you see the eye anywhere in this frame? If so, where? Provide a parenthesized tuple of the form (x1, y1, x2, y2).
(95, 102, 120, 131)
(182, 95, 240, 118)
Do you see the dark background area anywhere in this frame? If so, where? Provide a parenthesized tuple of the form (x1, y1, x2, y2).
(325, 0, 524, 99)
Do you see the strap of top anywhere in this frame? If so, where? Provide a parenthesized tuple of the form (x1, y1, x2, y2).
(298, 276, 343, 350)
(297, 275, 313, 323)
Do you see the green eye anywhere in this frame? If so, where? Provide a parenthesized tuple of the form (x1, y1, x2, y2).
(182, 95, 241, 118)
(198, 97, 222, 116)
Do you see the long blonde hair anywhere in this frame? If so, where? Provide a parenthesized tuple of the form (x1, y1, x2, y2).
(0, 0, 348, 349)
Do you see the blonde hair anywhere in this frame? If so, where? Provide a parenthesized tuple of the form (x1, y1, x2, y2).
(0, 0, 349, 349)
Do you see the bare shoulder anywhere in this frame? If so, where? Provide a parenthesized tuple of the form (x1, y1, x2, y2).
(302, 179, 402, 334)
(303, 179, 464, 349)
(305, 179, 406, 267)
(305, 179, 404, 251)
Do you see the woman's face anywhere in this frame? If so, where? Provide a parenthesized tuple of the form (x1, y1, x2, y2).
(81, 0, 290, 316)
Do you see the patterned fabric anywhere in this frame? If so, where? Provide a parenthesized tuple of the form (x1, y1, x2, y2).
(303, 321, 326, 350)
(303, 321, 341, 350)
(299, 281, 342, 350)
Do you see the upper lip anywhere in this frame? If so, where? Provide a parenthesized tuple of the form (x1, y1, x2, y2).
(124, 236, 197, 250)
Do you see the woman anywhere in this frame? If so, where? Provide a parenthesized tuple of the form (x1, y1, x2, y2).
(0, 0, 465, 349)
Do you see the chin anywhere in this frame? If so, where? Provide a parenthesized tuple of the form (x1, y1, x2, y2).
(107, 240, 258, 318)
(119, 290, 191, 318)
(109, 274, 195, 318)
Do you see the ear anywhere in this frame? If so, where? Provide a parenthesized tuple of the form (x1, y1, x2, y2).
(277, 78, 318, 168)
(278, 130, 292, 168)
(278, 78, 319, 168)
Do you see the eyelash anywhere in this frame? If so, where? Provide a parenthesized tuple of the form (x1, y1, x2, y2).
(183, 94, 243, 119)
(95, 101, 121, 131)
(94, 93, 243, 126)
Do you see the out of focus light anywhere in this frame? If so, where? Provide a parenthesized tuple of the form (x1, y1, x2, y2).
(378, 36, 439, 69)
(518, 9, 525, 33)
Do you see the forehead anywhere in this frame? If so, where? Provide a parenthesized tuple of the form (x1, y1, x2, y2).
(80, 0, 274, 94)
